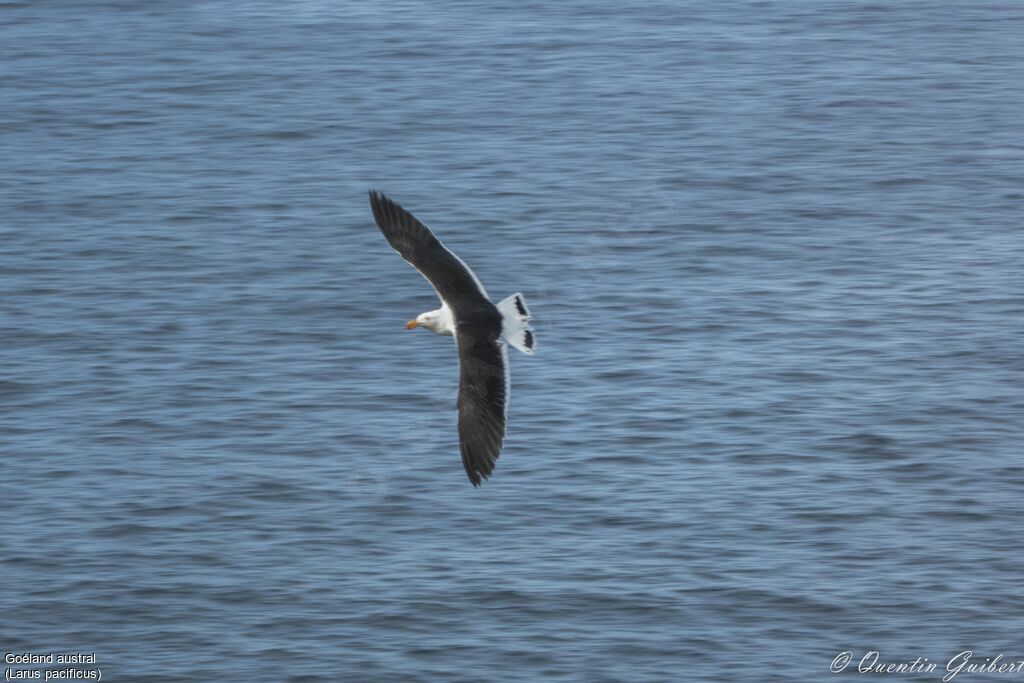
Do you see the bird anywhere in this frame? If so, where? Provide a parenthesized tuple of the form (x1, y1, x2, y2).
(369, 191, 535, 486)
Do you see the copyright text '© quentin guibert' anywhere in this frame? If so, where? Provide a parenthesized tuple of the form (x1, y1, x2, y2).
(831, 651, 1024, 681)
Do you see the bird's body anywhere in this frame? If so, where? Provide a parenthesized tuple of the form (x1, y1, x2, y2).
(369, 191, 534, 486)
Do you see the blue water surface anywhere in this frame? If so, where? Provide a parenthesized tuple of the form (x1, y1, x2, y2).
(2, 1, 1023, 681)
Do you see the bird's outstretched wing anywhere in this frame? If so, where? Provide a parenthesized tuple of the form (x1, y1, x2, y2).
(369, 190, 490, 307)
(456, 330, 508, 486)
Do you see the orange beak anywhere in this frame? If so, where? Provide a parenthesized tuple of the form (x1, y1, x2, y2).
(406, 320, 418, 330)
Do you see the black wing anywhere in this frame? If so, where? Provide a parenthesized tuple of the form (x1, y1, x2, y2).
(369, 191, 490, 309)
(456, 325, 508, 486)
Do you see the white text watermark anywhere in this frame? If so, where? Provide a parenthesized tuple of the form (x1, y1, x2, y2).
(831, 651, 1024, 681)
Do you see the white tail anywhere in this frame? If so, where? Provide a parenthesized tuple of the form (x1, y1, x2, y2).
(497, 293, 535, 355)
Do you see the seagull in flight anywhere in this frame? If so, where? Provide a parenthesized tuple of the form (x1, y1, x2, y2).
(369, 191, 535, 486)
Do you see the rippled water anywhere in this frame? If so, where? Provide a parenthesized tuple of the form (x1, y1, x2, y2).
(2, 1, 1023, 681)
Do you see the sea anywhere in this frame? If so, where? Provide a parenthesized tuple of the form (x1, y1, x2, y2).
(2, 1, 1022, 681)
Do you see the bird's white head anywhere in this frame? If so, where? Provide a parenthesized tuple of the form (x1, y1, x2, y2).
(407, 309, 445, 334)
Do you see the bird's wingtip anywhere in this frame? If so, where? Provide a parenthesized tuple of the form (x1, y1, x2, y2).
(466, 467, 486, 487)
(368, 190, 392, 219)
